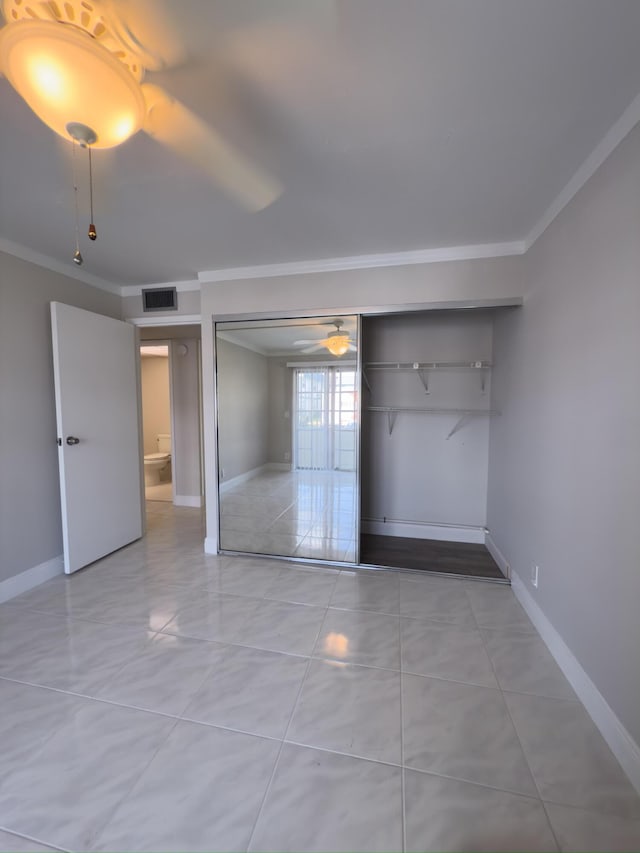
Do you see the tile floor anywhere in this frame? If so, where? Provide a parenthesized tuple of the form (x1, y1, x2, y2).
(0, 502, 638, 851)
(144, 482, 173, 502)
(219, 468, 357, 562)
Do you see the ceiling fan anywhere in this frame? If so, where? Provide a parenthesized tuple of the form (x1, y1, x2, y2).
(0, 0, 282, 211)
(294, 320, 357, 357)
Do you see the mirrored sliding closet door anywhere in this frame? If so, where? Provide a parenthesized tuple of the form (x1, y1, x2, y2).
(215, 315, 360, 563)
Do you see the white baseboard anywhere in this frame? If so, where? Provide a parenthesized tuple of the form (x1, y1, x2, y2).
(219, 462, 293, 494)
(204, 536, 218, 555)
(362, 519, 485, 544)
(0, 555, 64, 604)
(219, 464, 266, 494)
(485, 532, 511, 579)
(174, 495, 202, 508)
(511, 572, 640, 795)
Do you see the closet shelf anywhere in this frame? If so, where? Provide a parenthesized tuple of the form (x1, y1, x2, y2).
(364, 361, 492, 370)
(363, 361, 491, 394)
(365, 405, 498, 439)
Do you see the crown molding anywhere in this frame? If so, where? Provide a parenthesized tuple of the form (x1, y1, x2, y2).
(0, 238, 123, 295)
(525, 90, 640, 250)
(4, 87, 639, 294)
(126, 314, 201, 326)
(197, 241, 526, 284)
(120, 279, 200, 297)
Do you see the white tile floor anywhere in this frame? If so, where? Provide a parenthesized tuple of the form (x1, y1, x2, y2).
(0, 502, 639, 852)
(219, 469, 357, 562)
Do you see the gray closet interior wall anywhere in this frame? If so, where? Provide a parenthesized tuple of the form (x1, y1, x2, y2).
(361, 311, 495, 545)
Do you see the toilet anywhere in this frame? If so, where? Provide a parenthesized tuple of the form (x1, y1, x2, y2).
(144, 434, 171, 486)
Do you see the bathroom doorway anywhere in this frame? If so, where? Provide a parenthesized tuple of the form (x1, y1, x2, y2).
(140, 343, 174, 502)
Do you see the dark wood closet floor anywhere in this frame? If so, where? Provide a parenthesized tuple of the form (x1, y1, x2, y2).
(360, 534, 505, 579)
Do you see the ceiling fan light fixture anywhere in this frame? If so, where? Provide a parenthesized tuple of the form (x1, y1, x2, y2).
(0, 20, 146, 148)
(325, 334, 350, 356)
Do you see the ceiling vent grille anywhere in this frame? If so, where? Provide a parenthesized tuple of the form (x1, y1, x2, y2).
(142, 287, 177, 312)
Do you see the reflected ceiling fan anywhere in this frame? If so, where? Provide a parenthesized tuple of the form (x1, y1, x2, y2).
(0, 0, 282, 212)
(294, 320, 356, 357)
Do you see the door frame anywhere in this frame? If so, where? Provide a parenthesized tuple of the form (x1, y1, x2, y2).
(213, 313, 362, 566)
(139, 339, 176, 506)
(128, 314, 204, 512)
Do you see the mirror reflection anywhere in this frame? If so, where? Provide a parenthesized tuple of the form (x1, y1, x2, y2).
(216, 316, 359, 563)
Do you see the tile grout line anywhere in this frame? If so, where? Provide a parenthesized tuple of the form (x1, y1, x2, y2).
(0, 825, 71, 852)
(468, 585, 562, 851)
(86, 713, 183, 851)
(244, 602, 330, 851)
(399, 611, 407, 853)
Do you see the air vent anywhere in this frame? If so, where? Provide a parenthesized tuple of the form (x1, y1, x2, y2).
(142, 287, 177, 312)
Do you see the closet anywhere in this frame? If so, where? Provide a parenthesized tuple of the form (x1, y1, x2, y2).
(214, 308, 507, 580)
(359, 310, 503, 579)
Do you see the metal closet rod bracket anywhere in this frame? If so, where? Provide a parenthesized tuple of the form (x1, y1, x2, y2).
(363, 361, 492, 395)
(365, 405, 499, 437)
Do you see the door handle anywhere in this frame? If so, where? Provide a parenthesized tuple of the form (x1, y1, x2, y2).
(66, 436, 81, 446)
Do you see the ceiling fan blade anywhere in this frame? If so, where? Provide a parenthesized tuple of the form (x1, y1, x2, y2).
(301, 344, 325, 354)
(293, 339, 321, 346)
(141, 84, 282, 211)
(347, 343, 357, 352)
(104, 0, 187, 71)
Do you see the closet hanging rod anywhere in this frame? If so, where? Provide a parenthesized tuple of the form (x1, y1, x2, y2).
(364, 361, 492, 370)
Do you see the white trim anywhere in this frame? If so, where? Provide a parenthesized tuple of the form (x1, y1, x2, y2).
(126, 314, 201, 326)
(219, 462, 291, 494)
(286, 360, 357, 369)
(0, 555, 64, 604)
(525, 91, 640, 249)
(0, 237, 122, 294)
(204, 536, 218, 555)
(174, 495, 203, 507)
(511, 573, 640, 795)
(485, 532, 511, 579)
(198, 242, 526, 283)
(219, 464, 267, 494)
(362, 519, 486, 545)
(121, 280, 200, 297)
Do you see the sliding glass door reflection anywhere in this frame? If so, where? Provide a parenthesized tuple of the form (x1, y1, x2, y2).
(216, 316, 359, 563)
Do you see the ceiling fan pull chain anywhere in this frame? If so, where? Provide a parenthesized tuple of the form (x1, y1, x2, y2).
(87, 146, 97, 241)
(71, 139, 83, 266)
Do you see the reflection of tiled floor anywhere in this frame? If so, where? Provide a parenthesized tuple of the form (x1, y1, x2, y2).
(1, 502, 638, 851)
(219, 469, 357, 563)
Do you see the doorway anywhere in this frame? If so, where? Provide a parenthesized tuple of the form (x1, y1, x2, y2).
(293, 366, 358, 472)
(136, 324, 204, 512)
(140, 343, 173, 502)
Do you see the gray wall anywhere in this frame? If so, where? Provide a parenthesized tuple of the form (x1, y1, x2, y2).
(216, 337, 270, 482)
(0, 252, 121, 583)
(487, 122, 640, 744)
(362, 311, 493, 535)
(171, 339, 202, 499)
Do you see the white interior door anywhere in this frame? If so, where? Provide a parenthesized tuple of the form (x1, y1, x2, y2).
(51, 302, 143, 574)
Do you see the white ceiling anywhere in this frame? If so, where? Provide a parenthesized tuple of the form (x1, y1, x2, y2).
(2, 0, 640, 286)
(217, 315, 358, 355)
